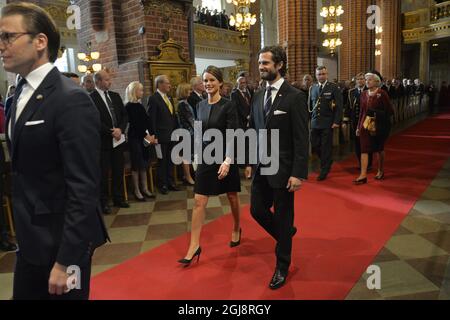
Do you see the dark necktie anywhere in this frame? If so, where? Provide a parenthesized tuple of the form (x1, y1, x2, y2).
(10, 77, 28, 143)
(319, 84, 323, 95)
(104, 91, 117, 127)
(264, 86, 274, 117)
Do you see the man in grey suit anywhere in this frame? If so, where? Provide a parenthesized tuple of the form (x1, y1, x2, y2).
(309, 66, 343, 181)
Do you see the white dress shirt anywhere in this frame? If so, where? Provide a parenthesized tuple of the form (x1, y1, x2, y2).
(157, 89, 170, 101)
(8, 62, 55, 137)
(318, 80, 328, 93)
(265, 77, 285, 104)
(95, 87, 111, 109)
(194, 90, 203, 99)
(95, 87, 116, 126)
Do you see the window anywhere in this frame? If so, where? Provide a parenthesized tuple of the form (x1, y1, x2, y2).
(54, 49, 68, 72)
(54, 48, 76, 73)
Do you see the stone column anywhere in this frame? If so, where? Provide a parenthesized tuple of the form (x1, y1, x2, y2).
(339, 0, 375, 80)
(378, 0, 401, 79)
(419, 40, 430, 83)
(278, 0, 317, 82)
(248, 0, 262, 82)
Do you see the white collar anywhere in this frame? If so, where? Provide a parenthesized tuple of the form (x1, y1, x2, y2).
(95, 87, 110, 95)
(266, 77, 285, 91)
(194, 90, 203, 98)
(24, 62, 54, 91)
(157, 89, 167, 97)
(319, 80, 328, 88)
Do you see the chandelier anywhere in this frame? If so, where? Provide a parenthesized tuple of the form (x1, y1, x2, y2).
(320, 1, 344, 55)
(375, 26, 383, 56)
(226, 0, 257, 42)
(77, 42, 102, 73)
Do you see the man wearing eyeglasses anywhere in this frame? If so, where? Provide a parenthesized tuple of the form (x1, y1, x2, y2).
(0, 3, 108, 300)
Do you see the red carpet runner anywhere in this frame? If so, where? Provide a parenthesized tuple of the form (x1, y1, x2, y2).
(91, 112, 450, 300)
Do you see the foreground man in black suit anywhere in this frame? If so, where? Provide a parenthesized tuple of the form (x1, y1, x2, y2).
(247, 46, 309, 290)
(0, 3, 108, 299)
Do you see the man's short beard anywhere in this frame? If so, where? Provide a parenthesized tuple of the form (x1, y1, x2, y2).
(261, 70, 277, 81)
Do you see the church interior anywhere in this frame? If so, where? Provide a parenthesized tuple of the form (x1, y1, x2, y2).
(0, 0, 450, 301)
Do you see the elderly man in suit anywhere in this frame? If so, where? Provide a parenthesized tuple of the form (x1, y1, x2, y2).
(343, 72, 373, 170)
(81, 73, 95, 93)
(147, 75, 179, 195)
(231, 75, 252, 129)
(0, 2, 108, 299)
(247, 46, 309, 290)
(309, 66, 343, 181)
(187, 75, 205, 118)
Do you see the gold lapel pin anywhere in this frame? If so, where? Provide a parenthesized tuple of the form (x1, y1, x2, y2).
(36, 94, 44, 100)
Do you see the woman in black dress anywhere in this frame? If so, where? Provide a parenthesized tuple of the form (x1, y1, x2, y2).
(178, 66, 242, 266)
(125, 81, 155, 200)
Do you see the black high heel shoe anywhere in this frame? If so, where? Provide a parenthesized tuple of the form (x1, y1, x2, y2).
(353, 177, 367, 185)
(229, 228, 242, 248)
(178, 246, 202, 266)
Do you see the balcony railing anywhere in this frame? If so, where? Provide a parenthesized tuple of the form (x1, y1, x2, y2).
(430, 1, 450, 22)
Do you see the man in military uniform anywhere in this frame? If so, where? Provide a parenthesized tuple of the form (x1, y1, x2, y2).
(343, 72, 372, 170)
(309, 66, 343, 181)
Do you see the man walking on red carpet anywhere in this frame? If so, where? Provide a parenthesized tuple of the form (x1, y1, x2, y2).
(246, 46, 309, 290)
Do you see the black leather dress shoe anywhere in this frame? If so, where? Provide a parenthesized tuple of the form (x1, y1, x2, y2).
(159, 186, 169, 195)
(269, 269, 287, 290)
(102, 205, 112, 215)
(292, 226, 297, 237)
(0, 240, 17, 252)
(113, 201, 130, 208)
(317, 173, 328, 181)
(168, 184, 180, 191)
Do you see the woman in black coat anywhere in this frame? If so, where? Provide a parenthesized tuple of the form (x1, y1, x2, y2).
(178, 66, 242, 266)
(125, 81, 155, 201)
(176, 83, 195, 185)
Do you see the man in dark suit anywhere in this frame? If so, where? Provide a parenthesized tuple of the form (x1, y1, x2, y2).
(247, 46, 309, 290)
(0, 2, 108, 299)
(81, 73, 95, 93)
(301, 74, 313, 101)
(187, 75, 205, 118)
(343, 72, 373, 170)
(309, 66, 343, 181)
(231, 75, 252, 129)
(91, 70, 129, 213)
(147, 75, 179, 194)
(237, 70, 255, 97)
